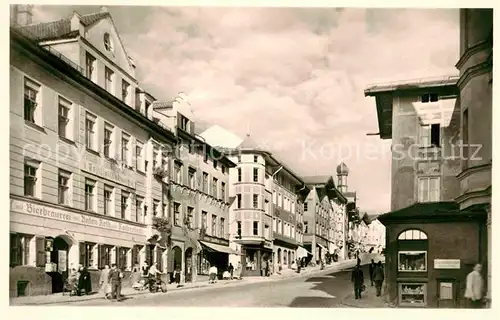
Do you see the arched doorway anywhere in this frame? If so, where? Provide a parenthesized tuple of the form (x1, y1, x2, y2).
(49, 236, 70, 293)
(185, 247, 193, 282)
(277, 248, 281, 264)
(172, 246, 182, 271)
(284, 250, 288, 265)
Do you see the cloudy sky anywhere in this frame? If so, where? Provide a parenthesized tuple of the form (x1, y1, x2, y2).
(30, 5, 460, 214)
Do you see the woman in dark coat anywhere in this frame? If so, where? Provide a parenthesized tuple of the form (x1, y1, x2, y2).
(78, 266, 92, 295)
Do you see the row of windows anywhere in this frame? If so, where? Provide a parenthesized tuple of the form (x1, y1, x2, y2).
(236, 167, 262, 184)
(235, 194, 269, 210)
(235, 221, 270, 239)
(272, 217, 297, 239)
(173, 164, 227, 201)
(272, 189, 297, 213)
(200, 211, 226, 239)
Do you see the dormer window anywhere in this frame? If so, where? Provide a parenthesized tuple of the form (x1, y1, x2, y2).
(179, 114, 189, 131)
(121, 80, 130, 104)
(103, 33, 114, 53)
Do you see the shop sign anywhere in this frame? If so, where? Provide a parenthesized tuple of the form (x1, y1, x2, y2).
(58, 250, 67, 273)
(434, 259, 460, 269)
(11, 199, 144, 236)
(81, 160, 136, 189)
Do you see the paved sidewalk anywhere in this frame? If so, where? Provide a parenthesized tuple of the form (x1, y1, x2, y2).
(340, 282, 393, 308)
(10, 257, 377, 306)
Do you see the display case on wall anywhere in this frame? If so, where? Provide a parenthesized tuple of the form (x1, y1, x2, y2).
(398, 251, 427, 272)
(399, 283, 427, 307)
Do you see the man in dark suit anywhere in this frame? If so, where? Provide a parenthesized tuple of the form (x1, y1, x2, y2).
(108, 263, 123, 301)
(351, 262, 365, 299)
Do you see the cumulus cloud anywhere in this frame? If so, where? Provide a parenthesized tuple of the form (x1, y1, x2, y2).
(28, 5, 459, 214)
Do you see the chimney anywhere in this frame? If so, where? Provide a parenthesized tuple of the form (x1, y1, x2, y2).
(70, 11, 84, 36)
(100, 6, 109, 13)
(11, 4, 33, 26)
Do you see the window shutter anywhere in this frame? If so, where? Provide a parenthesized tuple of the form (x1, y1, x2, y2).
(10, 234, 19, 267)
(36, 237, 46, 267)
(115, 246, 121, 269)
(79, 242, 86, 266)
(131, 246, 138, 267)
(98, 245, 104, 269)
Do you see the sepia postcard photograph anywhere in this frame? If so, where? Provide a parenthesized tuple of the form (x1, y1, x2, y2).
(6, 0, 495, 314)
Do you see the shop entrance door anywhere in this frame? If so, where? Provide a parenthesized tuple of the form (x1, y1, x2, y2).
(185, 248, 193, 282)
(50, 237, 69, 293)
(437, 280, 457, 308)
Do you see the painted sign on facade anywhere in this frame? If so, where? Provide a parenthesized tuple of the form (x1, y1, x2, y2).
(81, 160, 136, 189)
(434, 259, 461, 269)
(11, 199, 145, 236)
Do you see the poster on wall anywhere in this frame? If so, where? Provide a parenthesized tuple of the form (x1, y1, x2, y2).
(58, 250, 67, 273)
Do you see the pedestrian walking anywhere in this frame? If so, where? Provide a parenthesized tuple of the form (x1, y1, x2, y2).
(369, 259, 376, 286)
(465, 264, 484, 308)
(351, 262, 365, 299)
(77, 265, 92, 295)
(108, 263, 123, 301)
(236, 261, 242, 280)
(99, 265, 110, 299)
(228, 263, 234, 279)
(209, 265, 218, 284)
(373, 261, 384, 296)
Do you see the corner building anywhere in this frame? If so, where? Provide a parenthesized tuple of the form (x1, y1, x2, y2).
(365, 71, 488, 307)
(9, 7, 179, 297)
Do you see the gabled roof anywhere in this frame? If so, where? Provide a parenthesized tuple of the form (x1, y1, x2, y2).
(19, 12, 109, 42)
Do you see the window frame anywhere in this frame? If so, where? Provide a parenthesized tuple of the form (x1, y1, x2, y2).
(24, 159, 39, 197)
(85, 112, 97, 150)
(58, 96, 72, 139)
(121, 191, 130, 220)
(58, 169, 71, 205)
(24, 78, 40, 124)
(417, 176, 440, 203)
(104, 185, 114, 216)
(85, 178, 96, 211)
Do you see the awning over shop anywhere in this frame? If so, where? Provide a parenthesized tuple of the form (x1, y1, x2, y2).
(297, 246, 312, 258)
(199, 241, 240, 255)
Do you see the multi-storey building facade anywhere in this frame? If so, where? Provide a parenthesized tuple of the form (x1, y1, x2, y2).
(218, 136, 305, 276)
(456, 8, 492, 306)
(365, 65, 489, 307)
(331, 197, 348, 260)
(151, 98, 236, 283)
(364, 218, 386, 253)
(271, 157, 305, 273)
(9, 6, 236, 297)
(9, 8, 180, 297)
(302, 176, 346, 265)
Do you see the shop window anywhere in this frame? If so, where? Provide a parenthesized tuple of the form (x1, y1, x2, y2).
(79, 242, 96, 269)
(117, 247, 129, 271)
(131, 245, 141, 267)
(398, 251, 427, 272)
(399, 283, 427, 307)
(98, 245, 112, 269)
(10, 233, 32, 267)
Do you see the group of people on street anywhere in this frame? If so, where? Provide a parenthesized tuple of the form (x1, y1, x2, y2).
(351, 259, 385, 300)
(67, 265, 92, 296)
(98, 264, 124, 301)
